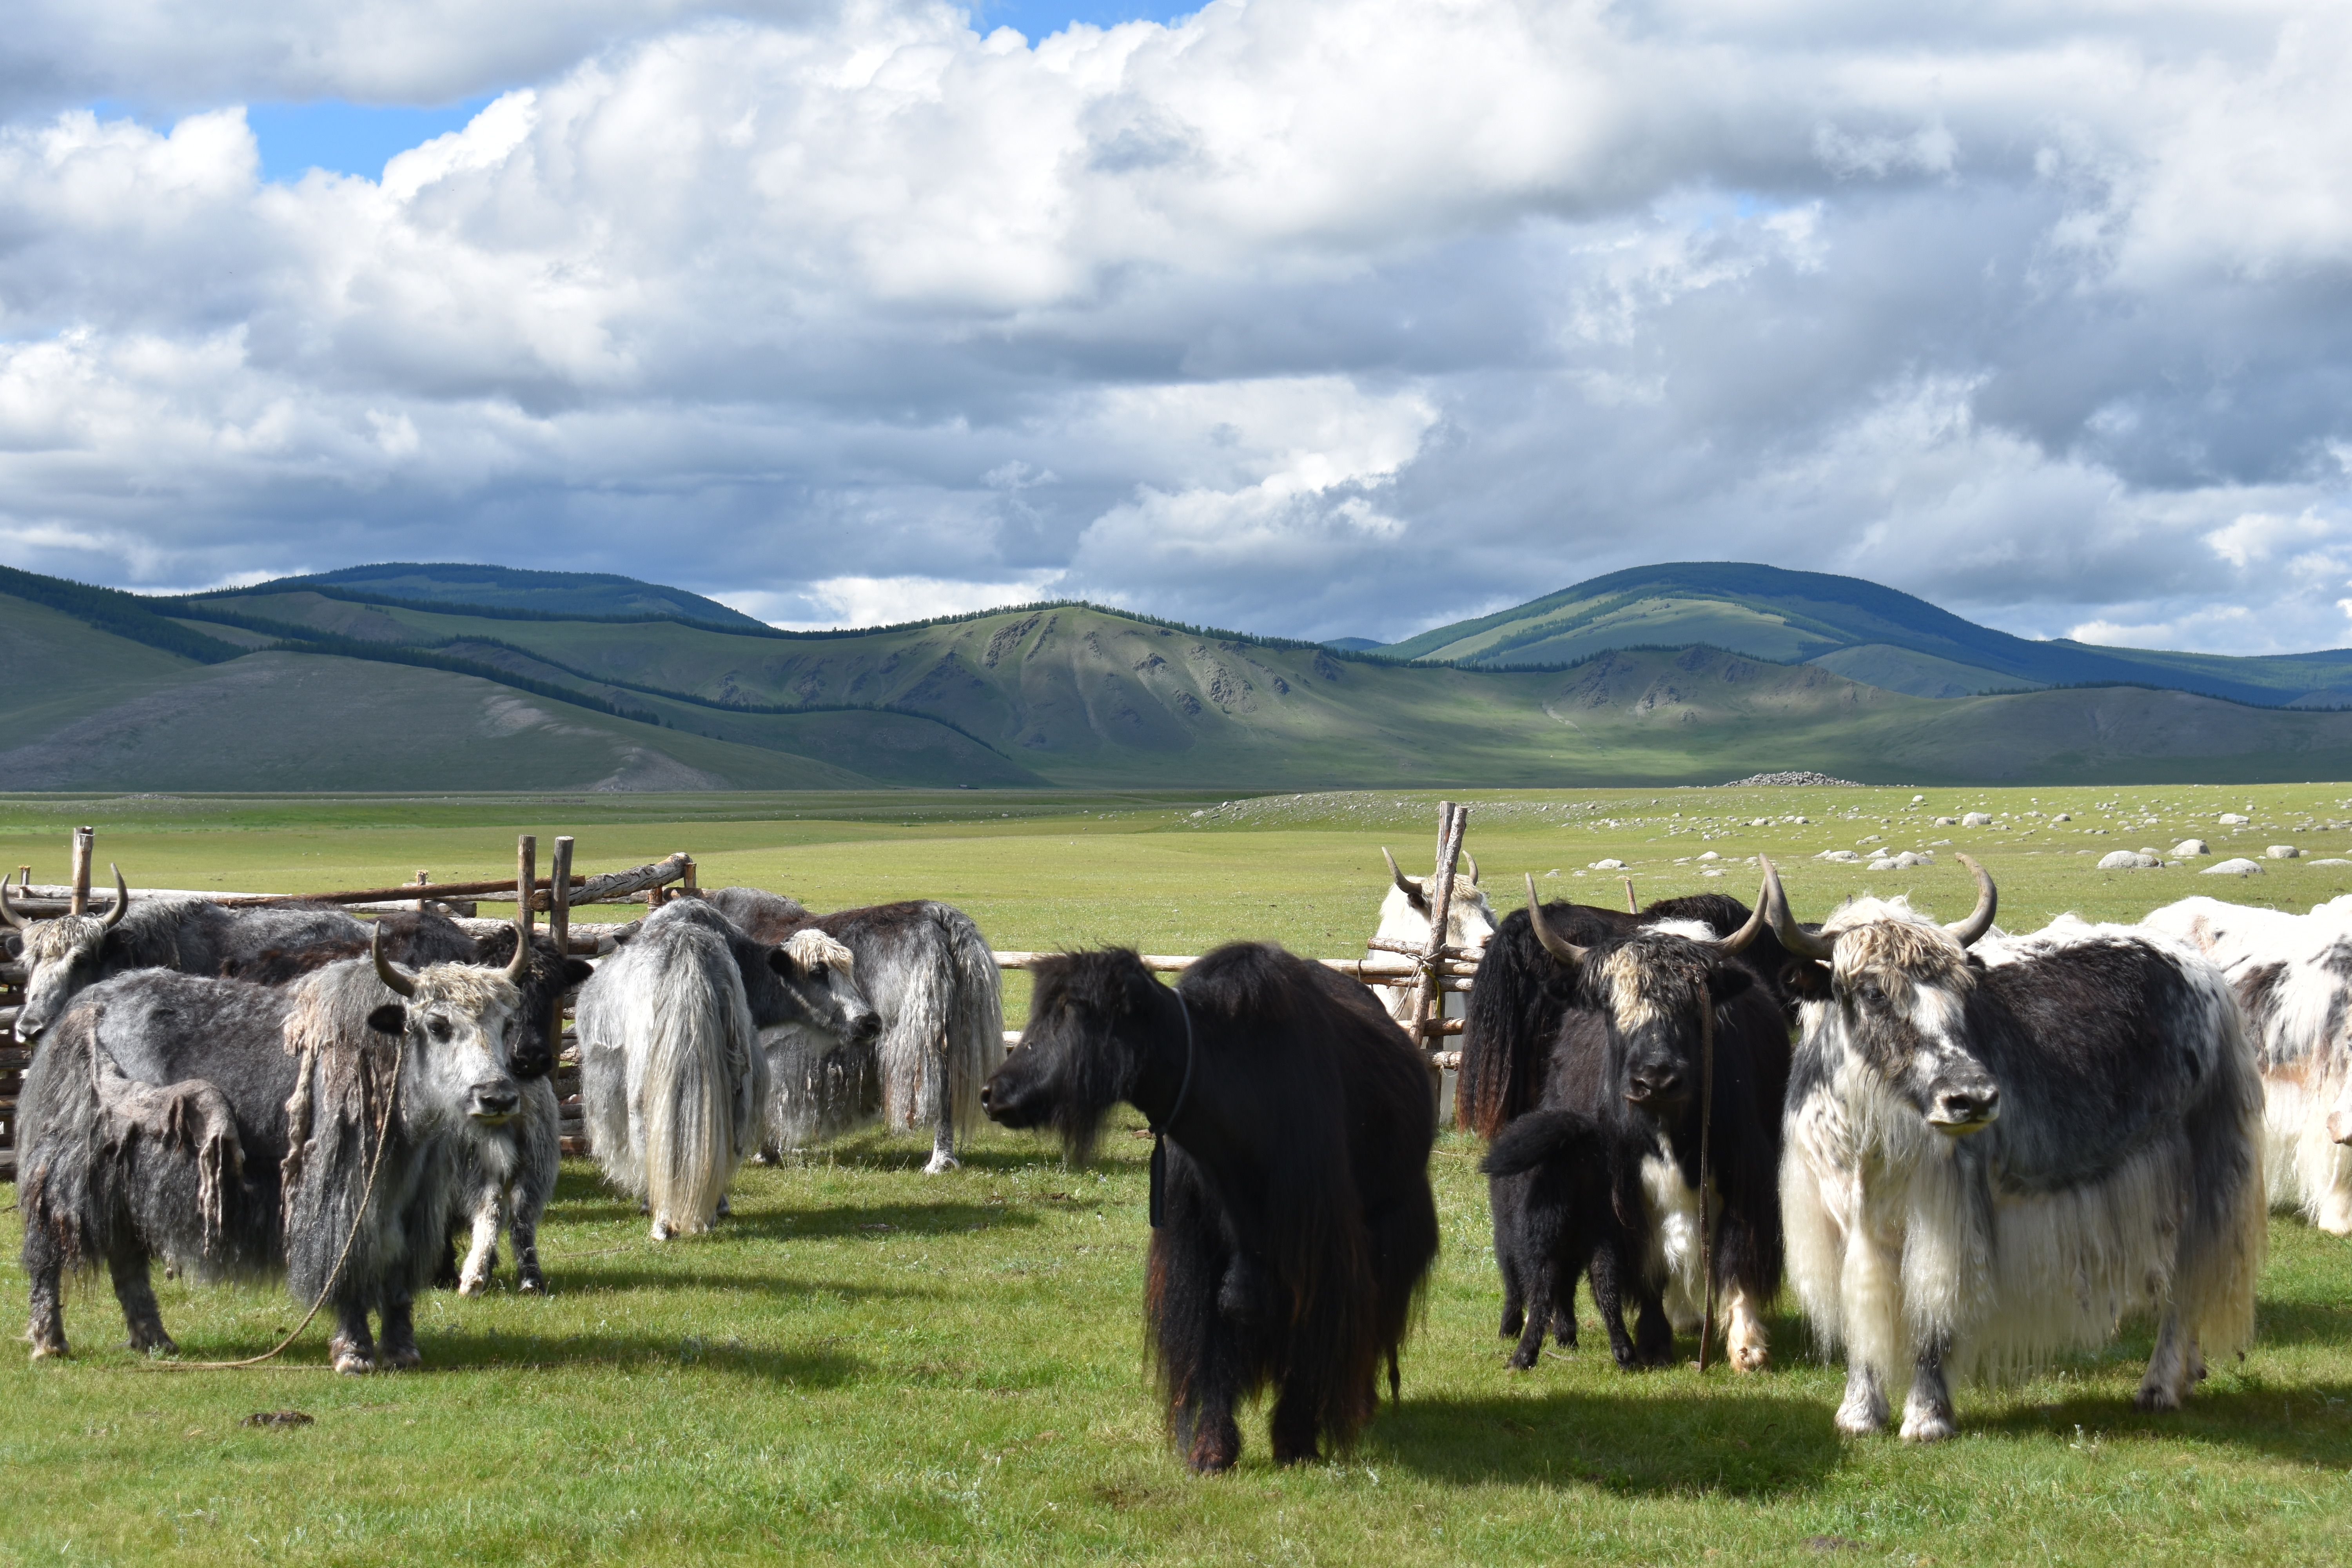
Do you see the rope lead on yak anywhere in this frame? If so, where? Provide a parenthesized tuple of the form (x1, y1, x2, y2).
(1149, 990, 1197, 1229)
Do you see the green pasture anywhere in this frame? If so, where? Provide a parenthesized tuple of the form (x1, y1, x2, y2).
(7, 782, 2352, 1564)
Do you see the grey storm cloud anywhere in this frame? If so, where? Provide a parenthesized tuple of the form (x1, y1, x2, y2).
(1, 0, 2349, 650)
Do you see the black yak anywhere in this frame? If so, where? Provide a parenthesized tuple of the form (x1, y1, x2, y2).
(17, 929, 530, 1370)
(701, 887, 1000, 1172)
(981, 944, 1439, 1472)
(1769, 856, 2265, 1439)
(1478, 877, 1790, 1373)
(1461, 885, 1793, 1361)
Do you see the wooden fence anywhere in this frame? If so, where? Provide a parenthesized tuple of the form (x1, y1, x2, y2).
(2, 805, 1484, 1177)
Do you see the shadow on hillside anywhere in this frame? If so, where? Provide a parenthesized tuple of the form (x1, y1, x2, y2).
(1373, 1388, 1840, 1497)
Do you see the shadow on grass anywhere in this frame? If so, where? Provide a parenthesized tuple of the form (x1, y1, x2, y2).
(724, 1200, 1044, 1243)
(1372, 1388, 1841, 1497)
(409, 1328, 865, 1386)
(2249, 1294, 2352, 1348)
(1971, 1376, 2352, 1466)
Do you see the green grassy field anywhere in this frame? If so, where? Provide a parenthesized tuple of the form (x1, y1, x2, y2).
(7, 783, 2352, 1565)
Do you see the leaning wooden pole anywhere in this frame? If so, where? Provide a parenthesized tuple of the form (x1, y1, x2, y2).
(69, 827, 94, 916)
(516, 836, 537, 954)
(1405, 802, 1469, 1053)
(548, 838, 574, 953)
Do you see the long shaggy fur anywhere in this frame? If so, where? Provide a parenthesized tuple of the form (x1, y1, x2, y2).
(706, 887, 1000, 1172)
(18, 956, 521, 1368)
(2142, 896, 2352, 1234)
(576, 902, 768, 1238)
(983, 944, 1439, 1472)
(1780, 898, 2264, 1436)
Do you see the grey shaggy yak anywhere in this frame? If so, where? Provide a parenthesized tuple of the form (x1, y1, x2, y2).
(579, 899, 876, 1238)
(16, 931, 529, 1371)
(1769, 857, 2265, 1441)
(4, 870, 367, 1044)
(230, 913, 595, 1294)
(704, 886, 1000, 1172)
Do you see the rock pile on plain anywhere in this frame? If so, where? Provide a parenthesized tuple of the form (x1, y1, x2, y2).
(1720, 772, 1864, 788)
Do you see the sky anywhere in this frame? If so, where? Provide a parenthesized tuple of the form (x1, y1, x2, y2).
(2, 2, 2349, 651)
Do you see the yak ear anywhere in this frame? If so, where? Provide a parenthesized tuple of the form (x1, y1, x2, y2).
(367, 1003, 408, 1036)
(1706, 962, 1754, 1001)
(1782, 958, 1832, 1000)
(562, 958, 595, 988)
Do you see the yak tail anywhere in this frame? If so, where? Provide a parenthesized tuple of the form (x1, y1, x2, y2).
(942, 908, 1003, 1145)
(640, 969, 764, 1238)
(1458, 911, 1564, 1138)
(1478, 1110, 1606, 1181)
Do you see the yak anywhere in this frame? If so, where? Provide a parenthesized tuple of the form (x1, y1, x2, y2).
(1460, 886, 1793, 1359)
(1477, 877, 1789, 1374)
(200, 909, 593, 1295)
(1361, 847, 1496, 1025)
(1770, 856, 2265, 1439)
(702, 886, 1000, 1172)
(17, 929, 530, 1371)
(981, 944, 1439, 1473)
(4, 870, 366, 1044)
(578, 897, 874, 1238)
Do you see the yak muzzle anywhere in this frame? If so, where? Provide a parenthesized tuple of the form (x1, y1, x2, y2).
(1624, 1068, 1685, 1109)
(978, 1073, 1041, 1127)
(2328, 1104, 2352, 1146)
(468, 1082, 522, 1124)
(1927, 1083, 2000, 1135)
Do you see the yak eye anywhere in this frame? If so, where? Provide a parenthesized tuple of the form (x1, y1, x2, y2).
(427, 1015, 454, 1042)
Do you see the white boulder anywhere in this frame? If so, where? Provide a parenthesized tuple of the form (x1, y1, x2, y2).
(2052, 812, 2072, 822)
(1961, 812, 1994, 827)
(2204, 858, 2265, 877)
(2171, 839, 2209, 857)
(2219, 813, 2251, 825)
(2268, 844, 2302, 859)
(2098, 851, 2162, 870)
(1697, 850, 1719, 861)
(1934, 816, 1958, 826)
(1816, 849, 1860, 863)
(1591, 858, 1626, 870)
(2311, 858, 2352, 867)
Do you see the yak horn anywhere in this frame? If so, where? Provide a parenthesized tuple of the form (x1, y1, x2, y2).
(0, 875, 25, 931)
(504, 925, 533, 982)
(372, 923, 417, 998)
(1944, 853, 1998, 948)
(98, 864, 129, 930)
(1462, 851, 1479, 886)
(1383, 847, 1427, 910)
(1762, 857, 1835, 962)
(1525, 874, 1587, 965)
(1712, 884, 1769, 955)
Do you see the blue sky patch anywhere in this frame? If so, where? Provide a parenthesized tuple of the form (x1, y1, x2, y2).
(245, 98, 497, 183)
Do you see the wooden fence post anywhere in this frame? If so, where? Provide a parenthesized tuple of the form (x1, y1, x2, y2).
(69, 827, 94, 916)
(549, 838, 574, 952)
(516, 836, 536, 951)
(1404, 801, 1469, 1052)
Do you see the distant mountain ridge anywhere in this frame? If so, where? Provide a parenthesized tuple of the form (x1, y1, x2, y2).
(1383, 561, 2352, 708)
(229, 563, 773, 631)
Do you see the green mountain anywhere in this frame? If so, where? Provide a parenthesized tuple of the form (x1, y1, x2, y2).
(9, 559, 2352, 789)
(228, 563, 773, 630)
(1383, 561, 2352, 707)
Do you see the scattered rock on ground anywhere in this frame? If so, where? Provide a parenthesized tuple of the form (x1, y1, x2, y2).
(1961, 812, 1994, 827)
(2269, 844, 2302, 859)
(2219, 813, 2251, 825)
(2099, 851, 2163, 870)
(1720, 772, 1865, 787)
(2172, 839, 2209, 857)
(2205, 858, 2265, 877)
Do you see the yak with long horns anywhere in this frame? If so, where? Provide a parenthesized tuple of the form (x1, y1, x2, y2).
(1768, 855, 2263, 1439)
(1479, 877, 1792, 1372)
(981, 944, 1439, 1473)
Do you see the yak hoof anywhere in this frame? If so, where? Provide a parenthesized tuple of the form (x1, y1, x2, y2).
(330, 1343, 375, 1376)
(1899, 1408, 1957, 1443)
(649, 1219, 673, 1241)
(379, 1345, 422, 1372)
(457, 1272, 489, 1298)
(1187, 1417, 1243, 1474)
(1834, 1396, 1886, 1437)
(2132, 1381, 2184, 1414)
(923, 1152, 960, 1174)
(27, 1340, 69, 1362)
(517, 1271, 546, 1295)
(1730, 1341, 1770, 1374)
(128, 1330, 179, 1357)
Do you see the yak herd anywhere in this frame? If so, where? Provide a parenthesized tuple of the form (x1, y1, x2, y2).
(4, 844, 2343, 1468)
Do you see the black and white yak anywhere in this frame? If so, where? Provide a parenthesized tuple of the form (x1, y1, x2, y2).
(1459, 887, 1794, 1362)
(579, 898, 875, 1238)
(16, 929, 531, 1371)
(1769, 857, 2266, 1440)
(980, 944, 1439, 1473)
(194, 910, 594, 1295)
(3, 870, 367, 1044)
(1477, 877, 1789, 1374)
(2143, 895, 2352, 1236)
(702, 887, 1000, 1173)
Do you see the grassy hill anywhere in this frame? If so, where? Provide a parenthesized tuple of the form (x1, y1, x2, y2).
(227, 563, 772, 630)
(1384, 561, 2352, 706)
(12, 559, 2352, 789)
